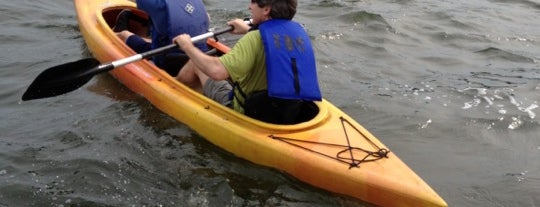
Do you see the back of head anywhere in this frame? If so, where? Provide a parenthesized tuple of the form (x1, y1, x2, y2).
(252, 0, 297, 20)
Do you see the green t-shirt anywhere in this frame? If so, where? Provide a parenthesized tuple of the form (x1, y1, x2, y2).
(219, 31, 267, 113)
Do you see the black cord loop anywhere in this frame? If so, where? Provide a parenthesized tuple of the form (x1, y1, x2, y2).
(269, 116, 390, 169)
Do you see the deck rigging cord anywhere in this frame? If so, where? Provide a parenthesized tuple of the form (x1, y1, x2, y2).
(269, 117, 390, 169)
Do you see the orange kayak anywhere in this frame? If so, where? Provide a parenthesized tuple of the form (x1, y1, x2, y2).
(74, 0, 447, 206)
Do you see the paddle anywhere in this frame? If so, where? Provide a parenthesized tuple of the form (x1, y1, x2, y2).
(21, 26, 234, 101)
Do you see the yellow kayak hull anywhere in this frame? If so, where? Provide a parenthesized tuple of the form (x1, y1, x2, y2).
(74, 0, 447, 206)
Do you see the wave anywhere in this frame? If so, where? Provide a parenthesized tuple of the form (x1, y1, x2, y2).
(338, 11, 394, 33)
(488, 0, 540, 10)
(475, 47, 536, 63)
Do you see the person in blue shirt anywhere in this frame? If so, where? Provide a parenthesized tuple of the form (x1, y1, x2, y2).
(115, 0, 209, 76)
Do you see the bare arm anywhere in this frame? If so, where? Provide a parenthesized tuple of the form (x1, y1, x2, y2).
(173, 20, 251, 80)
(173, 34, 229, 80)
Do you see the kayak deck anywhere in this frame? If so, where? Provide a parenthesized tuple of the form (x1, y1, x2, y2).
(74, 0, 447, 206)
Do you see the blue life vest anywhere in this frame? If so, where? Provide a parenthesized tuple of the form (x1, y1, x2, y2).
(138, 0, 209, 65)
(259, 19, 322, 101)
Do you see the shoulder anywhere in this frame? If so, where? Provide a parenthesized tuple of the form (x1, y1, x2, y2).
(236, 31, 262, 49)
(242, 30, 261, 41)
(219, 31, 262, 71)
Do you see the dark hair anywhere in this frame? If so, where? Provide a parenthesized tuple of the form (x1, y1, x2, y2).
(252, 0, 297, 20)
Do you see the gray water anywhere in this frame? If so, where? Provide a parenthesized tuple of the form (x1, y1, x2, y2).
(1, 0, 540, 206)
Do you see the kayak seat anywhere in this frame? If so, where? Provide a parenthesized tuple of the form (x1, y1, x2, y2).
(113, 9, 131, 32)
(110, 9, 150, 35)
(244, 90, 319, 124)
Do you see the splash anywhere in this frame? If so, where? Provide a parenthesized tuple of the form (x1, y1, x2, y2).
(460, 87, 538, 129)
(505, 171, 528, 182)
(420, 119, 432, 129)
(318, 32, 343, 40)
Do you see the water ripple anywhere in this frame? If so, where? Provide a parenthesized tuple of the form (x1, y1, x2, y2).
(475, 47, 536, 63)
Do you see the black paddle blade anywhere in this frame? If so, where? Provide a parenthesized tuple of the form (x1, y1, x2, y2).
(22, 58, 101, 101)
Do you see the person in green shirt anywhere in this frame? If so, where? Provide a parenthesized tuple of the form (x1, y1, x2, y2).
(173, 0, 318, 124)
